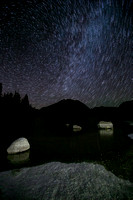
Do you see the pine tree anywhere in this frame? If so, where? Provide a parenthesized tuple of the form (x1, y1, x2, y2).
(21, 94, 29, 108)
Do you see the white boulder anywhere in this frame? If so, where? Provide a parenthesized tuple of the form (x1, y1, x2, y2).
(7, 137, 30, 154)
(73, 125, 82, 132)
(98, 121, 113, 129)
(128, 134, 133, 140)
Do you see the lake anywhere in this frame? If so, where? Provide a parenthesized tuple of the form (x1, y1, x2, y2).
(1, 125, 133, 182)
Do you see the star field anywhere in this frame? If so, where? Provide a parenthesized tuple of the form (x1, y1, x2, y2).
(0, 0, 133, 108)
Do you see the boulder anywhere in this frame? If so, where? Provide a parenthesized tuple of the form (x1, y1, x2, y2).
(0, 162, 133, 200)
(73, 125, 82, 132)
(98, 121, 113, 129)
(7, 138, 30, 154)
(128, 133, 133, 140)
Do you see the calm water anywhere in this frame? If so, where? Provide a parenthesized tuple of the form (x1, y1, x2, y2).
(1, 127, 133, 181)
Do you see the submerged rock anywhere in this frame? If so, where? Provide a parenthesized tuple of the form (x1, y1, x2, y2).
(0, 162, 133, 200)
(7, 138, 30, 154)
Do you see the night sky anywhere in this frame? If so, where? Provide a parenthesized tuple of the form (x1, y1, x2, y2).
(0, 0, 133, 109)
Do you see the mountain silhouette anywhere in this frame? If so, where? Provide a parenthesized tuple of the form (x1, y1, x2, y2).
(39, 99, 94, 132)
(119, 100, 133, 109)
(118, 100, 133, 120)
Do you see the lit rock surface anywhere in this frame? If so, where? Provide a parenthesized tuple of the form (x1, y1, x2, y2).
(0, 162, 133, 200)
(128, 134, 133, 140)
(98, 121, 113, 129)
(7, 138, 30, 154)
(73, 125, 82, 132)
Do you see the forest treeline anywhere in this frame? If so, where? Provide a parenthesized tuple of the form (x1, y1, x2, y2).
(0, 83, 36, 147)
(0, 83, 31, 109)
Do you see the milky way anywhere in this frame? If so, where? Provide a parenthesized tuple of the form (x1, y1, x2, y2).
(0, 0, 133, 108)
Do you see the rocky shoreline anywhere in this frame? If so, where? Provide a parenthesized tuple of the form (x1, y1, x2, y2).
(0, 162, 133, 200)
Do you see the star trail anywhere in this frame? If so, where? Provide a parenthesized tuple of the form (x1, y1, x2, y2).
(0, 0, 133, 109)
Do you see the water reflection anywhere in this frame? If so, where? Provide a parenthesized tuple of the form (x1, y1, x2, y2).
(7, 150, 30, 165)
(98, 129, 114, 152)
(99, 129, 113, 137)
(1, 127, 132, 182)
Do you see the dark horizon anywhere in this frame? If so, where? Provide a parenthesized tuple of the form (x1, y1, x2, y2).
(0, 83, 133, 111)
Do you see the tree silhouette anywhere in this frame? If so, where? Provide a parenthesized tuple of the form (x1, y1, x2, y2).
(13, 91, 21, 105)
(21, 94, 29, 108)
